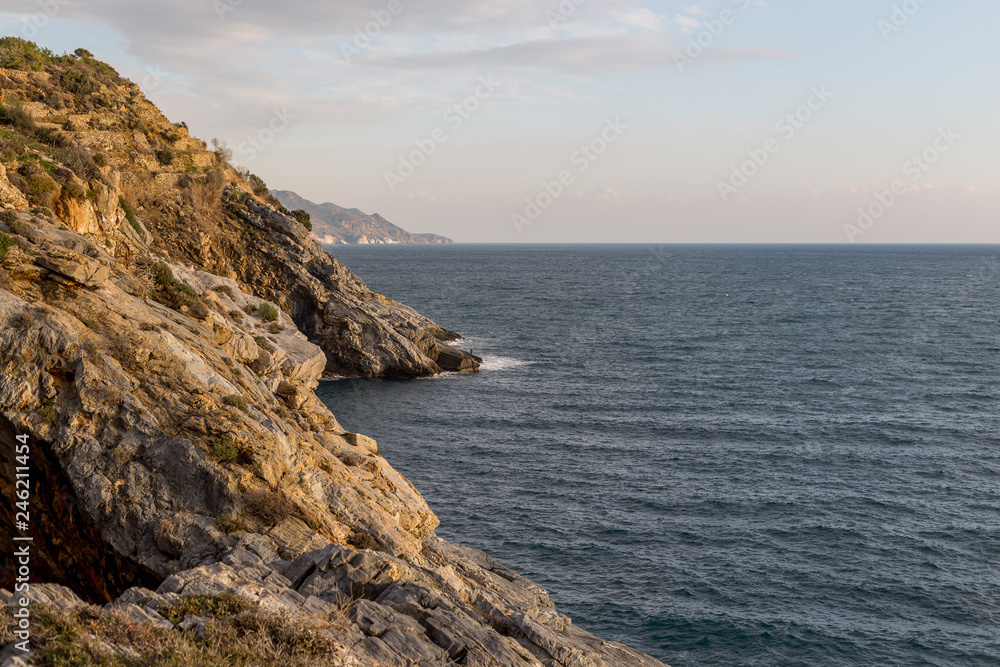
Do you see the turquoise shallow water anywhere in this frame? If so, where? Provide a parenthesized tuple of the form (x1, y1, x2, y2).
(316, 245, 1000, 666)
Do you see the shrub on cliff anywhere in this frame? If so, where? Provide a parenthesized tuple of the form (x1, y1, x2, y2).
(156, 148, 175, 165)
(0, 98, 37, 133)
(11, 168, 60, 208)
(0, 595, 349, 666)
(211, 435, 240, 464)
(246, 173, 269, 197)
(59, 63, 101, 96)
(152, 261, 174, 287)
(290, 208, 312, 231)
(223, 394, 249, 411)
(60, 180, 85, 200)
(118, 196, 141, 234)
(0, 233, 13, 261)
(211, 137, 233, 164)
(258, 303, 279, 322)
(0, 37, 53, 71)
(243, 488, 294, 527)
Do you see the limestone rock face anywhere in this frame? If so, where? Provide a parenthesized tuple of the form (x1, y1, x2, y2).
(33, 243, 111, 287)
(198, 197, 480, 378)
(0, 162, 28, 209)
(0, 51, 664, 666)
(1, 540, 667, 666)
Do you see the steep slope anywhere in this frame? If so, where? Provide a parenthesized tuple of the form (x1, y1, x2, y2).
(0, 40, 665, 666)
(0, 43, 476, 377)
(273, 190, 452, 245)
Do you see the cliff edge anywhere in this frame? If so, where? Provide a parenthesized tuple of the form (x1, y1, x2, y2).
(0, 40, 664, 666)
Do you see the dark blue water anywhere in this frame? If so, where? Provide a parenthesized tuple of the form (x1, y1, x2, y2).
(315, 245, 1000, 667)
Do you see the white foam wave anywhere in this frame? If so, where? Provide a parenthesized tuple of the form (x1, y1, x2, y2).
(481, 356, 532, 372)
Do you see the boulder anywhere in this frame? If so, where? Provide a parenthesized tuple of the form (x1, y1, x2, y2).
(435, 342, 483, 373)
(33, 244, 110, 287)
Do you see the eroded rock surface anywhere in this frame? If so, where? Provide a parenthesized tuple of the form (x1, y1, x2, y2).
(0, 46, 664, 666)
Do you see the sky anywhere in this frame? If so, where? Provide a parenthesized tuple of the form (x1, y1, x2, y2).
(1, 0, 997, 243)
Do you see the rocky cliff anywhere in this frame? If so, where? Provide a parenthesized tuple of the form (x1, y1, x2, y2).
(0, 40, 665, 666)
(0, 42, 476, 379)
(272, 190, 453, 246)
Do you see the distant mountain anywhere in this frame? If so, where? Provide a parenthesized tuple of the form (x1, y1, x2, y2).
(272, 190, 452, 245)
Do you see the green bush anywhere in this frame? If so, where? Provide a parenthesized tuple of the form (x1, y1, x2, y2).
(188, 299, 210, 320)
(161, 594, 251, 624)
(289, 209, 312, 231)
(212, 284, 234, 298)
(35, 126, 70, 147)
(223, 394, 249, 412)
(0, 37, 53, 71)
(349, 532, 379, 551)
(61, 180, 85, 200)
(211, 435, 239, 464)
(247, 173, 269, 196)
(0, 233, 14, 261)
(155, 148, 175, 165)
(118, 196, 141, 234)
(0, 99, 37, 133)
(59, 64, 100, 96)
(21, 172, 60, 208)
(258, 303, 278, 322)
(152, 261, 174, 287)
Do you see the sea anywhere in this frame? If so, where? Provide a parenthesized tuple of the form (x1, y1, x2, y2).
(315, 244, 1000, 667)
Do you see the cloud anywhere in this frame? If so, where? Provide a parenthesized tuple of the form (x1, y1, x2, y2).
(684, 6, 712, 17)
(673, 14, 703, 34)
(364, 33, 789, 74)
(611, 8, 665, 32)
(364, 33, 675, 74)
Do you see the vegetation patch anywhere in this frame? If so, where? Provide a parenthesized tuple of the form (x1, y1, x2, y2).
(289, 209, 311, 231)
(258, 303, 278, 322)
(0, 37, 53, 71)
(216, 513, 249, 535)
(348, 531, 380, 551)
(0, 233, 13, 261)
(152, 261, 174, 287)
(155, 148, 175, 165)
(0, 595, 349, 666)
(223, 394, 249, 412)
(253, 336, 275, 353)
(148, 263, 212, 321)
(119, 195, 142, 234)
(243, 488, 295, 527)
(0, 98, 37, 133)
(210, 434, 240, 464)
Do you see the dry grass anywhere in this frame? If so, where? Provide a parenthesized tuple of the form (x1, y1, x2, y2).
(242, 488, 295, 527)
(0, 594, 355, 666)
(183, 169, 225, 216)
